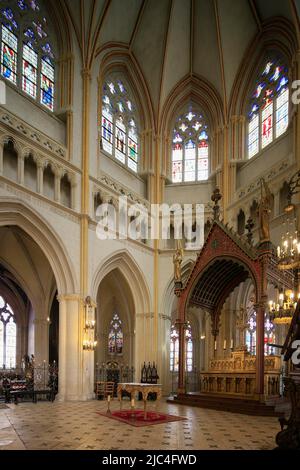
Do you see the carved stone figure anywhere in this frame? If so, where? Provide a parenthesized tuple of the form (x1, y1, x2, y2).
(173, 240, 184, 282)
(258, 178, 273, 243)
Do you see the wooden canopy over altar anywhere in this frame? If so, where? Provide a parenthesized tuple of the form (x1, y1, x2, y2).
(174, 212, 293, 399)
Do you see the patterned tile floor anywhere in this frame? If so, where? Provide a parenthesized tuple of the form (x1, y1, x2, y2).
(0, 399, 279, 450)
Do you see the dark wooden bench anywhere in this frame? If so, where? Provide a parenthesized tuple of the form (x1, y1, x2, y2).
(9, 389, 55, 404)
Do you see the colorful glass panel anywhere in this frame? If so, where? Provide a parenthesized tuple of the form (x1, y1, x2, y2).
(172, 110, 209, 182)
(102, 79, 139, 171)
(102, 107, 113, 154)
(248, 114, 259, 158)
(18, 1, 29, 11)
(115, 117, 126, 163)
(128, 128, 138, 173)
(248, 59, 289, 157)
(1, 25, 17, 84)
(22, 43, 37, 97)
(1, 8, 18, 29)
(108, 313, 123, 355)
(261, 101, 273, 148)
(276, 88, 289, 138)
(198, 141, 208, 180)
(5, 318, 16, 369)
(0, 296, 16, 368)
(40, 58, 54, 111)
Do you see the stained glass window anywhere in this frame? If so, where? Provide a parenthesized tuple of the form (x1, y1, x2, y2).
(170, 322, 193, 372)
(1, 25, 18, 84)
(170, 327, 179, 372)
(0, 295, 17, 369)
(22, 43, 37, 97)
(172, 110, 209, 183)
(108, 313, 123, 355)
(0, 1, 55, 111)
(248, 59, 289, 158)
(41, 57, 54, 111)
(245, 306, 275, 356)
(101, 78, 139, 173)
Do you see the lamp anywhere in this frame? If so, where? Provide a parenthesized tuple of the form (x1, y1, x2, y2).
(277, 215, 300, 270)
(277, 171, 300, 270)
(83, 296, 97, 351)
(268, 289, 300, 324)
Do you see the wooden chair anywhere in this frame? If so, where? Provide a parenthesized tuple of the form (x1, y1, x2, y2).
(96, 381, 105, 399)
(105, 381, 115, 399)
(96, 381, 115, 399)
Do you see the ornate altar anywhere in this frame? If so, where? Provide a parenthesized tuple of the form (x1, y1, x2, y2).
(201, 351, 281, 397)
(173, 187, 293, 400)
(117, 383, 162, 419)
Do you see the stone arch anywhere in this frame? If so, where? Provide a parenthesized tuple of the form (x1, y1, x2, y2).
(229, 17, 297, 117)
(159, 75, 224, 179)
(97, 50, 154, 132)
(91, 249, 151, 315)
(0, 135, 23, 156)
(96, 51, 154, 174)
(0, 199, 77, 295)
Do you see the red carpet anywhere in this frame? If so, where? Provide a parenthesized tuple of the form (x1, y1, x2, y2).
(96, 409, 187, 427)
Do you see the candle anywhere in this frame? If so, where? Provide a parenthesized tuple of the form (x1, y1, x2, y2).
(214, 341, 217, 351)
(223, 340, 226, 350)
(131, 398, 135, 408)
(230, 339, 233, 349)
(107, 395, 111, 403)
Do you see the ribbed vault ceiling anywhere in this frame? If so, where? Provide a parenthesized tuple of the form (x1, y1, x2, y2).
(59, 0, 299, 114)
(189, 259, 249, 312)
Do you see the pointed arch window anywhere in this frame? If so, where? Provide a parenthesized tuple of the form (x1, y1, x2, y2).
(172, 110, 209, 183)
(0, 295, 16, 368)
(101, 78, 139, 173)
(248, 59, 289, 158)
(170, 322, 193, 372)
(245, 307, 275, 356)
(108, 313, 123, 355)
(0, 0, 55, 111)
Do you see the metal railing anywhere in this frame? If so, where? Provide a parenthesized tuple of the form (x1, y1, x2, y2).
(0, 362, 58, 401)
(170, 368, 200, 395)
(94, 363, 135, 396)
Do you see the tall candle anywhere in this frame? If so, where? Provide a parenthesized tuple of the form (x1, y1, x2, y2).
(131, 398, 135, 408)
(107, 395, 111, 403)
(223, 340, 226, 350)
(230, 339, 233, 349)
(214, 341, 217, 350)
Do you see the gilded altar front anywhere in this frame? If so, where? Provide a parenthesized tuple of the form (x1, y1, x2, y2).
(200, 351, 282, 397)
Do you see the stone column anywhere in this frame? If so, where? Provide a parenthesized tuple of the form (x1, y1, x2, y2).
(54, 168, 62, 204)
(256, 247, 271, 397)
(0, 141, 3, 175)
(255, 302, 265, 396)
(158, 313, 172, 395)
(36, 159, 44, 194)
(18, 153, 24, 185)
(57, 294, 95, 401)
(70, 174, 78, 211)
(33, 317, 49, 365)
(135, 312, 154, 377)
(177, 319, 185, 394)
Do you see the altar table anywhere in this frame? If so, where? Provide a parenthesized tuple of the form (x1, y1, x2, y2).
(117, 383, 162, 419)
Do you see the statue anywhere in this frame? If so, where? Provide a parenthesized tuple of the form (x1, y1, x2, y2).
(173, 239, 184, 282)
(258, 178, 273, 243)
